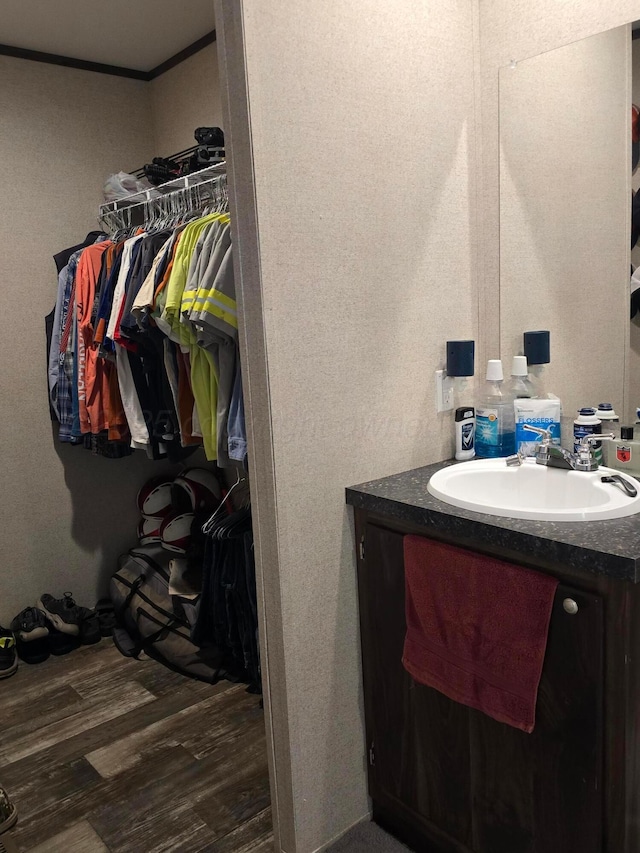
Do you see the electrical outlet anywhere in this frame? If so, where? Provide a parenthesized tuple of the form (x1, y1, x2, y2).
(435, 369, 454, 413)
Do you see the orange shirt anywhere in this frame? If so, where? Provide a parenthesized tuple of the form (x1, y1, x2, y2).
(75, 242, 112, 434)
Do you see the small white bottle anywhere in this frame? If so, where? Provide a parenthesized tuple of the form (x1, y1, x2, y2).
(510, 355, 536, 398)
(455, 407, 475, 460)
(595, 403, 618, 423)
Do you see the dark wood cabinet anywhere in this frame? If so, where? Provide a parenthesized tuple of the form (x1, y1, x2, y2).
(356, 518, 607, 853)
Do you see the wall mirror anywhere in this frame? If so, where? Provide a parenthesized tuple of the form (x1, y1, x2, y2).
(499, 24, 637, 426)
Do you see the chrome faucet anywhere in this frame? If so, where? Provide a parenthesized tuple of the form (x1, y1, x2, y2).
(506, 425, 615, 472)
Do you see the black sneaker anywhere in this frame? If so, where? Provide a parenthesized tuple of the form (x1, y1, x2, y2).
(96, 597, 116, 637)
(78, 608, 101, 645)
(10, 607, 49, 642)
(37, 593, 82, 636)
(47, 627, 81, 657)
(0, 628, 17, 679)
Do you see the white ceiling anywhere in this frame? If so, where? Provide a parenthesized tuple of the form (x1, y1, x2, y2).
(0, 0, 216, 72)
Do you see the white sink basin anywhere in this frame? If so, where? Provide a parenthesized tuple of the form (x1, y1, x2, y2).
(427, 457, 640, 521)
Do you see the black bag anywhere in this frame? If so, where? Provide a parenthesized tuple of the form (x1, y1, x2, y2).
(110, 544, 223, 683)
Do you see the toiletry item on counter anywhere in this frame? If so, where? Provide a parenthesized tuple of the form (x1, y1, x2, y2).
(475, 360, 516, 458)
(510, 356, 537, 399)
(514, 398, 562, 456)
(595, 403, 618, 423)
(574, 407, 602, 464)
(604, 426, 640, 476)
(455, 407, 475, 461)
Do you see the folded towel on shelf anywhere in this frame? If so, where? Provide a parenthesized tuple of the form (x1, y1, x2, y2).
(402, 535, 558, 733)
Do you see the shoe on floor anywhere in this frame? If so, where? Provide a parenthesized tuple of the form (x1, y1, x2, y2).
(37, 593, 82, 636)
(0, 833, 19, 852)
(78, 608, 101, 645)
(95, 598, 116, 638)
(0, 784, 18, 834)
(0, 629, 17, 680)
(10, 607, 49, 642)
(0, 834, 19, 852)
(47, 627, 81, 657)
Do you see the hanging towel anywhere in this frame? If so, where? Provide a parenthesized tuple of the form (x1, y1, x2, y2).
(402, 535, 558, 733)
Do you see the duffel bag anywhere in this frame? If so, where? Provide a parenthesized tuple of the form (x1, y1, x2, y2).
(110, 544, 223, 683)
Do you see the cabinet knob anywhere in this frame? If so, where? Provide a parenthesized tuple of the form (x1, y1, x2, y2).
(563, 598, 579, 615)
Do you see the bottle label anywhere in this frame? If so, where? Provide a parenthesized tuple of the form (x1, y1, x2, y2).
(461, 421, 474, 451)
(476, 407, 499, 454)
(616, 445, 632, 464)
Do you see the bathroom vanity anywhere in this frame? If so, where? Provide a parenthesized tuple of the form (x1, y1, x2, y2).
(346, 461, 640, 853)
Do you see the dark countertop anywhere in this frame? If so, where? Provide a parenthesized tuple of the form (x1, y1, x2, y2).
(346, 460, 640, 583)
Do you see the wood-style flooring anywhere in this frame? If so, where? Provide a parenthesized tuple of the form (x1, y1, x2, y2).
(0, 641, 272, 852)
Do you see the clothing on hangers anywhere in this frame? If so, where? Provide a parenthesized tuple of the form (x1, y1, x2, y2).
(48, 176, 247, 466)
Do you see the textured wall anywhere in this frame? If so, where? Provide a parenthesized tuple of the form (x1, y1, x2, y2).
(0, 56, 163, 622)
(499, 28, 629, 417)
(150, 42, 224, 156)
(227, 1, 478, 850)
(631, 39, 640, 414)
(478, 0, 640, 423)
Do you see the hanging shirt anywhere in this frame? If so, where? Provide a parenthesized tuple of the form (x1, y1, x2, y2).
(75, 241, 112, 434)
(56, 249, 84, 444)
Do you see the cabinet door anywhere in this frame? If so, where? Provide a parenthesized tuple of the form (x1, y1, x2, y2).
(357, 522, 603, 853)
(469, 583, 603, 853)
(359, 523, 475, 852)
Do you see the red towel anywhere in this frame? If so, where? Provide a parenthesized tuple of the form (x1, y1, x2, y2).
(402, 535, 558, 733)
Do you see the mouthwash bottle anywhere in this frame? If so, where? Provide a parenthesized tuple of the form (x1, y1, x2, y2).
(475, 359, 516, 458)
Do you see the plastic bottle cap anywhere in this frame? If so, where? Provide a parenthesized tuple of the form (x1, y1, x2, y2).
(486, 359, 504, 381)
(621, 426, 635, 440)
(598, 403, 613, 411)
(511, 355, 528, 377)
(578, 407, 596, 416)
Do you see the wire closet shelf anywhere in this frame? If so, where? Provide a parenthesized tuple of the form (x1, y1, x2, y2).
(98, 161, 227, 235)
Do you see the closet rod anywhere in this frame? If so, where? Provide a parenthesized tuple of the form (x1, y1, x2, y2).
(99, 161, 227, 217)
(98, 168, 228, 235)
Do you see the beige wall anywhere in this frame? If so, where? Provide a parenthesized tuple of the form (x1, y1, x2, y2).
(218, 1, 479, 850)
(150, 41, 224, 155)
(0, 56, 163, 622)
(498, 28, 629, 418)
(632, 38, 640, 412)
(478, 0, 640, 422)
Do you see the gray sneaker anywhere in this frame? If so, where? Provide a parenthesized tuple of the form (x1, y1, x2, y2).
(36, 593, 82, 637)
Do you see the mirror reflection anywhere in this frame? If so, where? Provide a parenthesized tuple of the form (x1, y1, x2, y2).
(499, 25, 632, 425)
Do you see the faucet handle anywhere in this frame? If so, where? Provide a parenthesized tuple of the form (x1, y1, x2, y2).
(575, 433, 616, 471)
(522, 424, 553, 442)
(578, 433, 615, 449)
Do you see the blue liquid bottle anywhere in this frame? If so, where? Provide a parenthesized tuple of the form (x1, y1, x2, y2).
(475, 359, 516, 458)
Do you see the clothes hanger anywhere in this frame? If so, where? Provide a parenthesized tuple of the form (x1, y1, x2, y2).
(202, 469, 246, 534)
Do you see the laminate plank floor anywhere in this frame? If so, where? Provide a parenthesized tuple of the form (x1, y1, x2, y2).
(0, 642, 272, 852)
